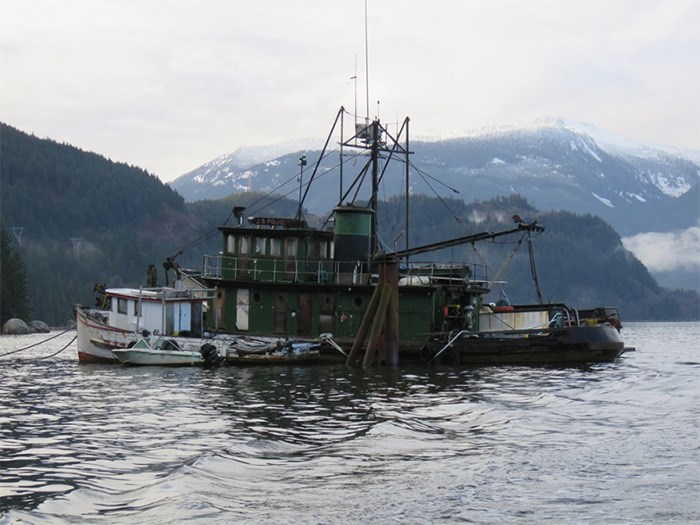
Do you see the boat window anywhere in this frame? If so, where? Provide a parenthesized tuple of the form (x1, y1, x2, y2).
(287, 238, 298, 258)
(117, 298, 128, 315)
(329, 241, 334, 259)
(319, 240, 328, 259)
(255, 237, 267, 255)
(239, 236, 250, 255)
(270, 238, 282, 257)
(226, 234, 236, 254)
(133, 301, 140, 316)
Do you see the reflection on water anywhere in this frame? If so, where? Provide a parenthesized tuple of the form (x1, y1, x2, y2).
(1, 323, 699, 524)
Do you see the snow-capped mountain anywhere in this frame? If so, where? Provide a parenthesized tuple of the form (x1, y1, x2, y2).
(172, 138, 324, 202)
(169, 119, 699, 236)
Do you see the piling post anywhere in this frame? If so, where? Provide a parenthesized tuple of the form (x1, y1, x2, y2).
(348, 257, 401, 368)
(346, 282, 381, 365)
(383, 259, 400, 365)
(362, 282, 391, 368)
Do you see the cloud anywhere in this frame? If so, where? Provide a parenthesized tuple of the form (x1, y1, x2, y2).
(622, 224, 700, 272)
(1, 1, 698, 181)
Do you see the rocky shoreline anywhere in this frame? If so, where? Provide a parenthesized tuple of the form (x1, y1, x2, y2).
(2, 318, 52, 335)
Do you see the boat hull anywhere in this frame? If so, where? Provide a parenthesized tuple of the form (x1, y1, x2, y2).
(112, 348, 204, 366)
(75, 306, 137, 364)
(426, 325, 625, 366)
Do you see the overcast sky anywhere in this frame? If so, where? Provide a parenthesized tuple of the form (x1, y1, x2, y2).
(1, 0, 699, 183)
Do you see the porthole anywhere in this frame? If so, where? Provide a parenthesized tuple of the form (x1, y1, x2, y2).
(252, 292, 262, 303)
(353, 296, 363, 308)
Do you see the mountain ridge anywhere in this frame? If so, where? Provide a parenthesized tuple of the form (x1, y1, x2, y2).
(169, 117, 699, 237)
(2, 120, 698, 324)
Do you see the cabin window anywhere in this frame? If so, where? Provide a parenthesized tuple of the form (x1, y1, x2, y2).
(319, 240, 329, 259)
(226, 234, 236, 254)
(117, 298, 128, 315)
(255, 237, 267, 255)
(286, 238, 298, 258)
(329, 241, 334, 259)
(270, 238, 282, 257)
(133, 301, 140, 316)
(239, 236, 250, 255)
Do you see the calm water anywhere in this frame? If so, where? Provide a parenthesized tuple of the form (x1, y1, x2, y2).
(0, 322, 698, 524)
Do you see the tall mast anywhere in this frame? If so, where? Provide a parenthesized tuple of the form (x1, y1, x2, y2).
(405, 118, 410, 256)
(370, 118, 380, 255)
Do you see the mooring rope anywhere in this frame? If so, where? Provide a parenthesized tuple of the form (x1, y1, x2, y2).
(0, 327, 75, 357)
(35, 335, 77, 360)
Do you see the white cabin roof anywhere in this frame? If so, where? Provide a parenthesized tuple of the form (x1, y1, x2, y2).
(105, 287, 210, 303)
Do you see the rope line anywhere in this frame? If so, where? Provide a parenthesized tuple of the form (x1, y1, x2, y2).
(0, 327, 75, 357)
(36, 335, 77, 360)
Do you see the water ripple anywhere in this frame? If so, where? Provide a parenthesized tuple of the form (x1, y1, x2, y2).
(1, 324, 699, 523)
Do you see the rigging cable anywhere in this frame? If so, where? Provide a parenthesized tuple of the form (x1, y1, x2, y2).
(170, 147, 346, 260)
(486, 232, 527, 289)
(528, 232, 544, 304)
(407, 160, 470, 235)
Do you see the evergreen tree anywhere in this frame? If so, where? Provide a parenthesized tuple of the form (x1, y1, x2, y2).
(0, 221, 31, 323)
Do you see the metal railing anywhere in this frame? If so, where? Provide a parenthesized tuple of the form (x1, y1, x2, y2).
(202, 255, 486, 286)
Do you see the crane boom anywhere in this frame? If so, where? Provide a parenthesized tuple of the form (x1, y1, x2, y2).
(382, 217, 544, 260)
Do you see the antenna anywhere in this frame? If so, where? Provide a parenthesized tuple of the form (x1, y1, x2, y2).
(352, 54, 358, 137)
(296, 154, 307, 220)
(364, 0, 370, 122)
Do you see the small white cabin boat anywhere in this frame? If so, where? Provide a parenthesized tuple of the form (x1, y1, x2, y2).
(75, 278, 217, 363)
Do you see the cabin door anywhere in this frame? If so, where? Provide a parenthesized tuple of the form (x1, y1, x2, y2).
(165, 304, 174, 335)
(191, 302, 203, 336)
(274, 293, 288, 334)
(319, 293, 336, 334)
(236, 289, 249, 331)
(297, 293, 312, 336)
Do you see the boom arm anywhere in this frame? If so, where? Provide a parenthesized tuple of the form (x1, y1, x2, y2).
(384, 217, 544, 260)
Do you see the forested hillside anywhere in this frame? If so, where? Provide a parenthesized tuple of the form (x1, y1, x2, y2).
(1, 222, 31, 324)
(1, 123, 697, 325)
(1, 123, 194, 324)
(378, 194, 699, 320)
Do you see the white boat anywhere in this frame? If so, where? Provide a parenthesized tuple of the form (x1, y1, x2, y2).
(75, 276, 218, 363)
(75, 275, 328, 366)
(112, 337, 211, 366)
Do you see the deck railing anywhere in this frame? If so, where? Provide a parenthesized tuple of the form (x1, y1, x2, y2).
(202, 255, 487, 286)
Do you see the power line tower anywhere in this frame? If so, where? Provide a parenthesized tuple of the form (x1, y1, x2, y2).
(70, 237, 82, 257)
(10, 227, 24, 246)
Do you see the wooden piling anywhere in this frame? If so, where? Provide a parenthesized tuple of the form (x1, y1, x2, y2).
(348, 258, 400, 368)
(383, 260, 400, 365)
(346, 281, 381, 366)
(362, 282, 391, 368)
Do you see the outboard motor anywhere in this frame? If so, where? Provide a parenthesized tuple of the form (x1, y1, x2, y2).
(200, 343, 225, 368)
